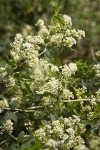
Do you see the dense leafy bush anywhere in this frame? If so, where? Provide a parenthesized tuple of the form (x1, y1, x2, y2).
(0, 14, 100, 150)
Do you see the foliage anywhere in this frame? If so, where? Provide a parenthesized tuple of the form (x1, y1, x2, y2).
(0, 14, 100, 150)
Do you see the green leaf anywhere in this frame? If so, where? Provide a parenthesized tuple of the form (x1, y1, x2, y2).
(10, 100, 17, 109)
(27, 140, 41, 150)
(41, 120, 50, 126)
(34, 95, 42, 102)
(18, 131, 25, 142)
(93, 112, 99, 119)
(53, 14, 64, 26)
(9, 143, 19, 150)
(5, 112, 18, 122)
(64, 138, 69, 144)
(50, 114, 56, 121)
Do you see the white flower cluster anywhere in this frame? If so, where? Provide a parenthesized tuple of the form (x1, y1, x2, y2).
(35, 116, 85, 149)
(0, 67, 7, 83)
(0, 66, 24, 115)
(31, 35, 44, 46)
(96, 89, 100, 102)
(31, 59, 50, 81)
(71, 29, 85, 40)
(36, 77, 60, 94)
(49, 14, 85, 48)
(61, 89, 74, 99)
(61, 63, 77, 78)
(63, 14, 72, 27)
(93, 64, 100, 77)
(89, 136, 100, 150)
(41, 96, 57, 106)
(2, 120, 13, 134)
(74, 86, 87, 99)
(79, 92, 100, 121)
(30, 58, 61, 94)
(36, 19, 44, 27)
(35, 128, 46, 141)
(63, 36, 76, 47)
(50, 64, 59, 72)
(30, 61, 60, 97)
(62, 29, 85, 47)
(10, 14, 85, 72)
(96, 50, 100, 57)
(76, 145, 89, 150)
(28, 58, 77, 98)
(52, 120, 64, 138)
(6, 76, 16, 89)
(11, 34, 44, 64)
(10, 87, 23, 104)
(87, 112, 94, 120)
(50, 33, 63, 46)
(46, 139, 58, 149)
(10, 14, 84, 89)
(0, 99, 9, 113)
(11, 33, 23, 61)
(90, 96, 97, 106)
(36, 19, 49, 37)
(4, 74, 23, 103)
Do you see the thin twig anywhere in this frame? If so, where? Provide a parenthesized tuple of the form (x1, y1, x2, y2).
(38, 48, 47, 57)
(5, 98, 91, 113)
(38, 44, 48, 57)
(27, 106, 43, 109)
(5, 106, 43, 112)
(61, 99, 91, 102)
(9, 134, 17, 141)
(0, 140, 7, 146)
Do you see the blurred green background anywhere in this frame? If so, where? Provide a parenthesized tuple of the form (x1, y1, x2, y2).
(0, 0, 100, 61)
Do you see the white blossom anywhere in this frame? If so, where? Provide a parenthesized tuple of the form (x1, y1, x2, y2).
(77, 30, 85, 39)
(36, 19, 44, 28)
(50, 33, 63, 46)
(0, 99, 9, 113)
(46, 139, 57, 148)
(61, 89, 74, 99)
(41, 96, 57, 106)
(50, 64, 59, 72)
(63, 14, 72, 27)
(71, 29, 85, 39)
(6, 76, 16, 88)
(93, 64, 100, 77)
(52, 120, 64, 137)
(38, 26, 49, 37)
(66, 128, 75, 138)
(32, 35, 44, 46)
(68, 63, 77, 73)
(62, 63, 77, 78)
(63, 36, 76, 47)
(0, 67, 7, 78)
(35, 127, 46, 141)
(76, 145, 89, 150)
(3, 120, 13, 134)
(36, 77, 60, 94)
(96, 51, 100, 57)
